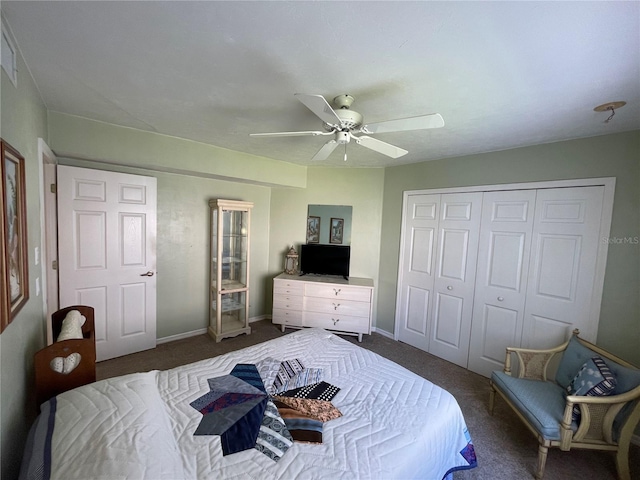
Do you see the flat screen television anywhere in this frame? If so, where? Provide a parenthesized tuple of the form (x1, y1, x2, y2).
(300, 244, 350, 280)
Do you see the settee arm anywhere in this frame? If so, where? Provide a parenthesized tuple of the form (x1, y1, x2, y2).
(503, 342, 568, 380)
(561, 384, 640, 450)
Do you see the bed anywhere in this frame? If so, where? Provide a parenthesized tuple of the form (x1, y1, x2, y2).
(20, 328, 477, 480)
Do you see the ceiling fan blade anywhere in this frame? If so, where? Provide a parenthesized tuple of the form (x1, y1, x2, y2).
(363, 113, 444, 134)
(312, 140, 339, 161)
(354, 135, 408, 158)
(250, 130, 331, 137)
(294, 93, 342, 126)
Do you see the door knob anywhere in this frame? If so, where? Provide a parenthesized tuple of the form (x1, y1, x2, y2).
(447, 285, 453, 290)
(497, 296, 504, 302)
(140, 271, 154, 277)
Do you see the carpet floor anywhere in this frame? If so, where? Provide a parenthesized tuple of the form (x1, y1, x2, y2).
(97, 320, 640, 480)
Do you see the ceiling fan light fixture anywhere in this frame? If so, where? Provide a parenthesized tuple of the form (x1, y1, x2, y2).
(594, 101, 626, 123)
(333, 109, 363, 130)
(593, 101, 626, 112)
(336, 131, 350, 144)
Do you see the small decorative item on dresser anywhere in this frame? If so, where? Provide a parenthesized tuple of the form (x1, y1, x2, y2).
(284, 245, 299, 275)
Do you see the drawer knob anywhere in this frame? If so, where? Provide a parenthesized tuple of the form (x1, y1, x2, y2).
(333, 303, 341, 310)
(332, 318, 340, 326)
(333, 288, 341, 296)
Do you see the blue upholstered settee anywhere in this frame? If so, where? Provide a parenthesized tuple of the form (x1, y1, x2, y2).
(490, 329, 640, 480)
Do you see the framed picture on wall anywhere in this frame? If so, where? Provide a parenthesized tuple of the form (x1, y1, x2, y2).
(306, 216, 320, 243)
(330, 217, 344, 244)
(1, 139, 29, 333)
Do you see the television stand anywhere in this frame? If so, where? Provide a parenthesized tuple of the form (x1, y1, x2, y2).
(272, 273, 373, 342)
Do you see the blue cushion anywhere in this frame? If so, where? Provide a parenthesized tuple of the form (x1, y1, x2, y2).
(556, 337, 640, 394)
(538, 337, 640, 441)
(556, 337, 595, 390)
(607, 362, 640, 396)
(492, 371, 569, 440)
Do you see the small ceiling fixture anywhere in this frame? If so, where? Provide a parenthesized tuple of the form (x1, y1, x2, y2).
(594, 101, 626, 123)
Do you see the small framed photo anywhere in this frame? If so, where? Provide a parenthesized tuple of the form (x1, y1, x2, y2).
(306, 216, 320, 243)
(1, 139, 29, 332)
(330, 217, 344, 244)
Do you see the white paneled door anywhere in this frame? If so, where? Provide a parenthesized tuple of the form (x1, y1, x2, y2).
(427, 193, 483, 368)
(467, 190, 536, 377)
(522, 186, 605, 349)
(57, 166, 157, 361)
(396, 194, 440, 350)
(396, 180, 613, 377)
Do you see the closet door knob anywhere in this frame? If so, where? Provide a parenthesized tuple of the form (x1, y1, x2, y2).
(447, 285, 453, 291)
(497, 296, 504, 302)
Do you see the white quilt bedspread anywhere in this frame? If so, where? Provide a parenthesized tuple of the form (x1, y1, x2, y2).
(34, 328, 476, 480)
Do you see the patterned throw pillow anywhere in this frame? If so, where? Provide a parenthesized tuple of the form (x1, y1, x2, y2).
(566, 356, 617, 421)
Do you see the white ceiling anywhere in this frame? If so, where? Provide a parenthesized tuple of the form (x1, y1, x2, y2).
(2, 1, 639, 168)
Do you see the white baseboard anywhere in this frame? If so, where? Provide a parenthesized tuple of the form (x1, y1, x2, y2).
(371, 327, 394, 339)
(157, 316, 269, 345)
(157, 328, 207, 344)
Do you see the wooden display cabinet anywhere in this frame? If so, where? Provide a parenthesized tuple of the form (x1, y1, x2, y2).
(208, 199, 253, 342)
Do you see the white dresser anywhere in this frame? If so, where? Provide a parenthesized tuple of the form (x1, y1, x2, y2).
(272, 273, 374, 342)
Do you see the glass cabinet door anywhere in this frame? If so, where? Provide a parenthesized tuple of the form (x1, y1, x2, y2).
(220, 209, 248, 290)
(209, 200, 253, 342)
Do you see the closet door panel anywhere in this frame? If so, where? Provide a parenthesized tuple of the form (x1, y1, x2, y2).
(396, 194, 440, 350)
(522, 186, 605, 348)
(428, 192, 483, 368)
(468, 190, 536, 377)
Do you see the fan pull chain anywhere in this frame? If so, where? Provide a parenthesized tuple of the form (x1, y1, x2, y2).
(344, 143, 348, 162)
(605, 107, 615, 124)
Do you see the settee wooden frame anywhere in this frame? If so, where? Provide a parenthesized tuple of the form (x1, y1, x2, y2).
(489, 329, 640, 480)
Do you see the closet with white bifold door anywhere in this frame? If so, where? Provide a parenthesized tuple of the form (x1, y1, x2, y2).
(395, 178, 615, 378)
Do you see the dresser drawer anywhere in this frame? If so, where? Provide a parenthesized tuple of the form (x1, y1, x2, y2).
(272, 308, 303, 326)
(273, 294, 303, 310)
(304, 283, 372, 302)
(274, 280, 305, 296)
(303, 311, 369, 334)
(304, 297, 371, 317)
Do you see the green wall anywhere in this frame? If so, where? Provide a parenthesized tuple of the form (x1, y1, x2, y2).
(59, 158, 272, 339)
(49, 118, 386, 340)
(48, 111, 307, 188)
(0, 44, 48, 478)
(378, 131, 640, 364)
(268, 167, 385, 317)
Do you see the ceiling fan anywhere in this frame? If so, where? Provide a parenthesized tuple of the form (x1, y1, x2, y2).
(250, 93, 444, 161)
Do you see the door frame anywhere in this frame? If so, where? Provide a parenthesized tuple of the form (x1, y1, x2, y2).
(38, 138, 58, 344)
(394, 177, 615, 343)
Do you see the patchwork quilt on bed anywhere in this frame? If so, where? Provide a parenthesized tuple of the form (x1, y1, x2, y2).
(20, 328, 477, 480)
(189, 359, 342, 459)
